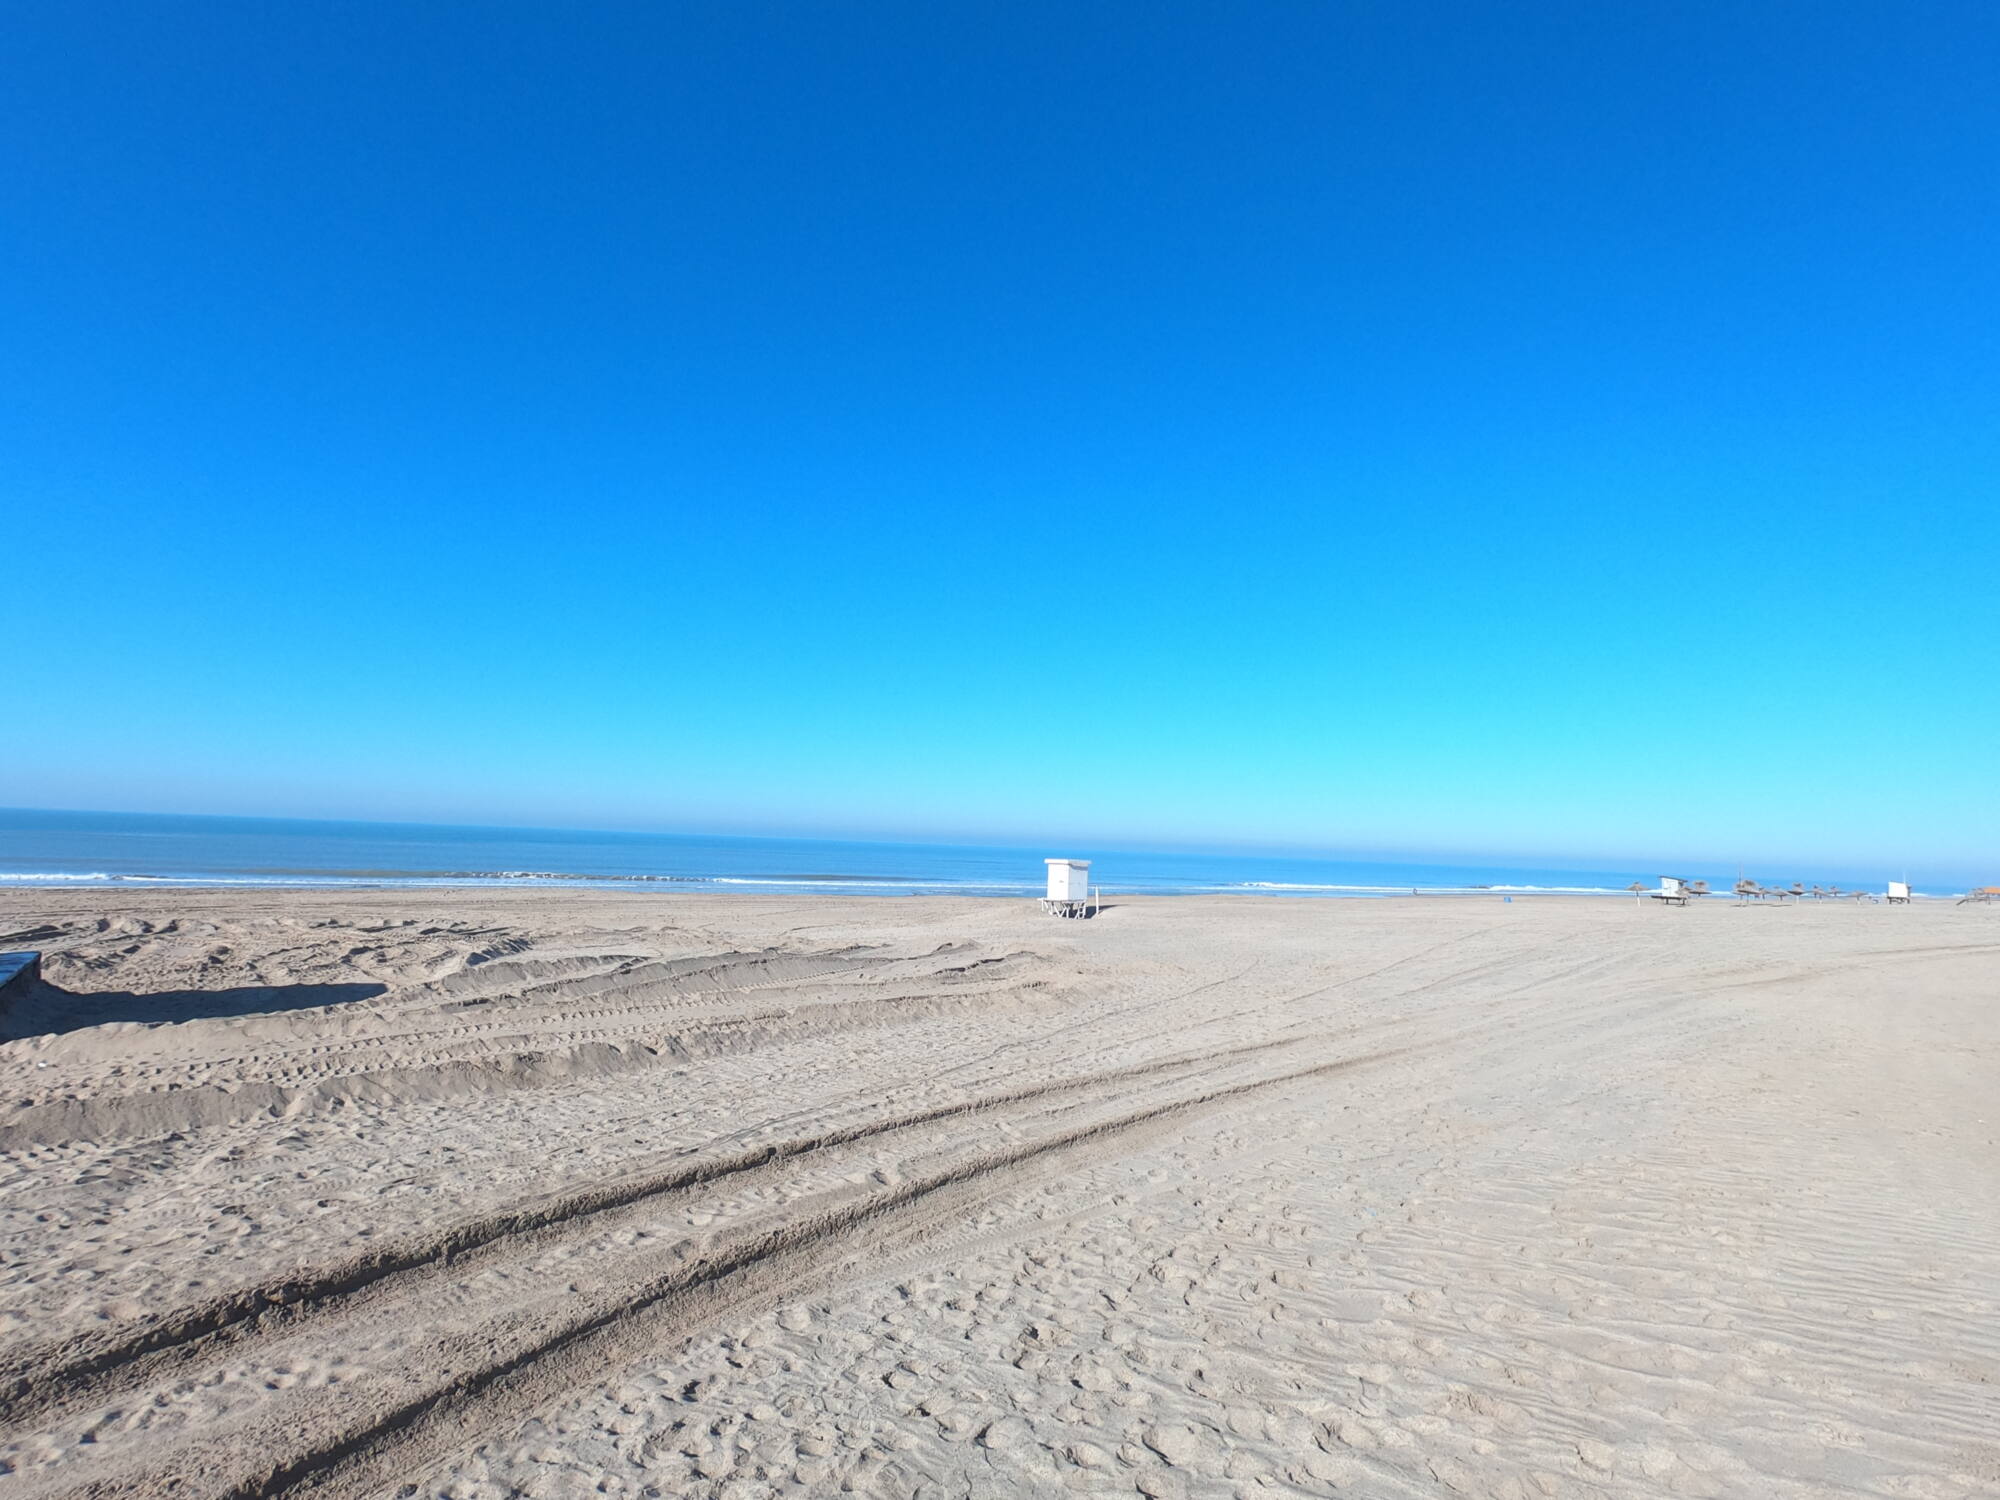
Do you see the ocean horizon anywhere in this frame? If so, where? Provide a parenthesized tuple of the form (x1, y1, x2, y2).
(0, 807, 1958, 900)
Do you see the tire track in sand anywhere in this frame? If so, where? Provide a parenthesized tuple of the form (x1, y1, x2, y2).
(0, 1027, 1350, 1435)
(13, 1043, 1409, 1500)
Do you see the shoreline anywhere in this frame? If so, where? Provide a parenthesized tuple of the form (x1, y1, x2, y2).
(0, 878, 1966, 901)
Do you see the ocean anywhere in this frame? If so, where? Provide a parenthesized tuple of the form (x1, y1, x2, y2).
(0, 808, 1937, 899)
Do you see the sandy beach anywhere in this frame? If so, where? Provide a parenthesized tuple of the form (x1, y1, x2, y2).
(0, 889, 1994, 1498)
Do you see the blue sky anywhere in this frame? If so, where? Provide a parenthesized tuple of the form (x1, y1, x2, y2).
(5, 3, 1996, 873)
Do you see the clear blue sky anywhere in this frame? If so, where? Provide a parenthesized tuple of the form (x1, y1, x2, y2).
(5, 3, 1996, 874)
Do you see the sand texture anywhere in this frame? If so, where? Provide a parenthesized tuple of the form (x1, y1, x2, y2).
(0, 889, 1994, 1498)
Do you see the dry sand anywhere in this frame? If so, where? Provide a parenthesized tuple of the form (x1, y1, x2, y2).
(0, 888, 1994, 1499)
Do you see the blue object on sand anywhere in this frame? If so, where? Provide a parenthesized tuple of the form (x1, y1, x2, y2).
(0, 951, 41, 1002)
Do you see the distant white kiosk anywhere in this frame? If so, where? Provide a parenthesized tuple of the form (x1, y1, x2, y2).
(1042, 858, 1098, 919)
(1886, 881, 1912, 904)
(1650, 876, 1691, 906)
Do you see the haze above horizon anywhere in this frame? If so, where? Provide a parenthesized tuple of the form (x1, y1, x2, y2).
(6, 3, 1995, 870)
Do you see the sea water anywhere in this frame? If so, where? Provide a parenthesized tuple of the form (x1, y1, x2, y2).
(0, 807, 1941, 898)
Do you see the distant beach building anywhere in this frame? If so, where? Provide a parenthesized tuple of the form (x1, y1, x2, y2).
(1042, 859, 1097, 919)
(1887, 881, 1912, 904)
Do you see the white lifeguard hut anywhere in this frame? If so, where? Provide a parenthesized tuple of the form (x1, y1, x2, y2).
(1042, 858, 1097, 919)
(1886, 880, 1912, 904)
(1650, 876, 1691, 906)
